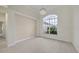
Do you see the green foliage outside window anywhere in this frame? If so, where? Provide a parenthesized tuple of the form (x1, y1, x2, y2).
(46, 26, 57, 34)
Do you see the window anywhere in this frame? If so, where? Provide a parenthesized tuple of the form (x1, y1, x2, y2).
(43, 15, 58, 35)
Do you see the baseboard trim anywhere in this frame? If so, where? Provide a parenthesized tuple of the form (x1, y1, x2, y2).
(8, 36, 35, 47)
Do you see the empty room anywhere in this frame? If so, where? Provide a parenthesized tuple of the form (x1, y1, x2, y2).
(0, 5, 79, 53)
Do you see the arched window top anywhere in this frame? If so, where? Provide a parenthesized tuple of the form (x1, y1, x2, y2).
(43, 15, 58, 20)
(43, 14, 58, 26)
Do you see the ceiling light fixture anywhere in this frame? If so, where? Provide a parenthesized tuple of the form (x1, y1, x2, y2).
(40, 8, 47, 15)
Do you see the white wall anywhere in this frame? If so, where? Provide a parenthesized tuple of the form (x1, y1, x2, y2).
(15, 13, 36, 40)
(6, 9, 16, 46)
(57, 7, 73, 42)
(73, 6, 79, 52)
(36, 6, 73, 42)
(6, 7, 37, 46)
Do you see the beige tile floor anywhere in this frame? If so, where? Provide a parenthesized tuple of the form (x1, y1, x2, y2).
(0, 37, 77, 53)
